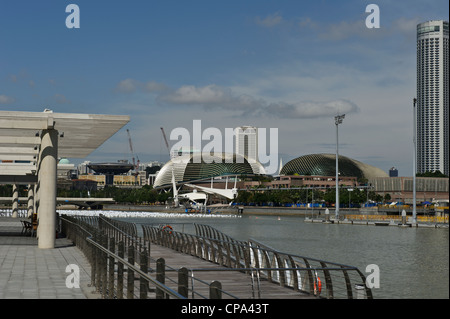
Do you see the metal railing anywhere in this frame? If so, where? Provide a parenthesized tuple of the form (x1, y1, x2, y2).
(142, 223, 373, 299)
(344, 214, 449, 223)
(60, 215, 188, 299)
(59, 216, 372, 299)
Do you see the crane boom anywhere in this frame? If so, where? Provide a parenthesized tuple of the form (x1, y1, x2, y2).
(126, 129, 140, 171)
(126, 129, 135, 166)
(160, 127, 170, 154)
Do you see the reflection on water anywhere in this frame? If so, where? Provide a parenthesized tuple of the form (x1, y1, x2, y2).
(118, 213, 448, 299)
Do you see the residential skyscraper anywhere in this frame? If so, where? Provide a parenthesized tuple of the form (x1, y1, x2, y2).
(416, 20, 449, 176)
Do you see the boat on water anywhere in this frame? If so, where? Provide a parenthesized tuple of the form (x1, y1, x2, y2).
(374, 222, 390, 226)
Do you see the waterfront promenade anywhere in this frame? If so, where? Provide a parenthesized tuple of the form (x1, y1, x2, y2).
(0, 217, 319, 299)
(0, 218, 92, 299)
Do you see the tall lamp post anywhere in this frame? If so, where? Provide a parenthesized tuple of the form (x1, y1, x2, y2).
(335, 114, 345, 219)
(412, 98, 417, 224)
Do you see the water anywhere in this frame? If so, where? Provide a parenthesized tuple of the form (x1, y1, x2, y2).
(95, 211, 448, 299)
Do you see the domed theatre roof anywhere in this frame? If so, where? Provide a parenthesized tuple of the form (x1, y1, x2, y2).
(153, 152, 266, 187)
(280, 153, 388, 179)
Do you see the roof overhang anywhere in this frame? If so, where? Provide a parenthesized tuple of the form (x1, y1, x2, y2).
(0, 109, 130, 183)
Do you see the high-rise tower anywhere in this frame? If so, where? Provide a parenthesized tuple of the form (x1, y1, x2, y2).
(416, 20, 449, 176)
(235, 125, 258, 162)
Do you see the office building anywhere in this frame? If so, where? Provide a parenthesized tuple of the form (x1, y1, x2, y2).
(416, 20, 449, 176)
(235, 126, 258, 163)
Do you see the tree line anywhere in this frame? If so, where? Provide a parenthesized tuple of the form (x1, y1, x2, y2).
(57, 185, 171, 205)
(235, 187, 388, 207)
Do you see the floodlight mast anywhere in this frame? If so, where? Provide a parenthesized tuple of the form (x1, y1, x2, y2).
(412, 98, 417, 224)
(335, 114, 345, 219)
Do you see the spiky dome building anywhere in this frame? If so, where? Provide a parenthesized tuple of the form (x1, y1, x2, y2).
(153, 152, 266, 188)
(280, 154, 388, 180)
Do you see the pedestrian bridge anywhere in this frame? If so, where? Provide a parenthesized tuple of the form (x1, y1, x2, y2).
(59, 214, 373, 299)
(0, 197, 115, 209)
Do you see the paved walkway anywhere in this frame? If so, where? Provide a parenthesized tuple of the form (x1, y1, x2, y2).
(0, 218, 94, 299)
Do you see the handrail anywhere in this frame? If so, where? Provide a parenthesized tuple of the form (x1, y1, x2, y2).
(142, 223, 373, 299)
(85, 236, 186, 299)
(61, 215, 372, 299)
(60, 215, 186, 299)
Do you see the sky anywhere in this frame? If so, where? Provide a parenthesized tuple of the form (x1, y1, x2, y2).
(1, 0, 449, 176)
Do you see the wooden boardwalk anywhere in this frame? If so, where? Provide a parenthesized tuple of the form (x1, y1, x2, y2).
(146, 243, 317, 299)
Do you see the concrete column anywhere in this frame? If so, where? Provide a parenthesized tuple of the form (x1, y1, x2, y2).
(27, 185, 34, 218)
(37, 129, 58, 249)
(12, 184, 19, 218)
(34, 183, 38, 225)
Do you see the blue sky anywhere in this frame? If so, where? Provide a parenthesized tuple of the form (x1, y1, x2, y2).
(1, 0, 449, 176)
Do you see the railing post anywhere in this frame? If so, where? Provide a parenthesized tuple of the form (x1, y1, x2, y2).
(209, 281, 222, 299)
(90, 232, 97, 290)
(101, 233, 108, 298)
(341, 267, 353, 299)
(95, 231, 102, 292)
(288, 256, 299, 291)
(156, 258, 166, 299)
(178, 267, 189, 298)
(140, 248, 148, 299)
(108, 237, 115, 299)
(320, 261, 333, 299)
(275, 254, 286, 287)
(117, 241, 124, 299)
(302, 259, 315, 295)
(356, 269, 373, 299)
(127, 245, 135, 299)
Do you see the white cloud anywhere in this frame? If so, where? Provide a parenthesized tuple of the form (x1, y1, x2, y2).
(309, 16, 423, 42)
(115, 79, 168, 94)
(143, 81, 169, 93)
(115, 78, 360, 119)
(0, 94, 15, 104)
(264, 100, 359, 119)
(115, 78, 140, 93)
(159, 84, 231, 105)
(255, 12, 283, 27)
(53, 94, 70, 104)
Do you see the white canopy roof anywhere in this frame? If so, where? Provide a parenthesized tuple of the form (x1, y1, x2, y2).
(0, 109, 130, 183)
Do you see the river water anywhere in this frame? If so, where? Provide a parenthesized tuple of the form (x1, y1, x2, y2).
(115, 212, 448, 299)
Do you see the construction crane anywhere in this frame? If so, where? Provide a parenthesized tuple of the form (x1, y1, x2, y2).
(160, 127, 170, 155)
(126, 129, 140, 175)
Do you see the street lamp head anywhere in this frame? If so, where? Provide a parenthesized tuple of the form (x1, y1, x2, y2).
(335, 114, 345, 125)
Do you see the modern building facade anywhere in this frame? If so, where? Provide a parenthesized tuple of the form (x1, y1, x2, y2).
(416, 20, 449, 176)
(369, 176, 449, 203)
(235, 126, 258, 163)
